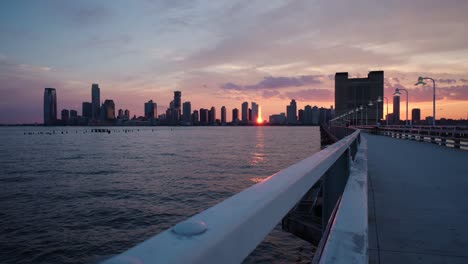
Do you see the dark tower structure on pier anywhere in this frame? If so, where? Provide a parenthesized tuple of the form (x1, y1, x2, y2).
(335, 71, 383, 124)
(91, 84, 100, 120)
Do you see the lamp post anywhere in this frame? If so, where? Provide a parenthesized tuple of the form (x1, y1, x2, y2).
(368, 96, 382, 125)
(415, 76, 436, 126)
(393, 88, 409, 126)
(359, 105, 364, 125)
(383, 97, 389, 126)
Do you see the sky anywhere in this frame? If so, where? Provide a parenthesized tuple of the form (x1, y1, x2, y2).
(0, 0, 467, 124)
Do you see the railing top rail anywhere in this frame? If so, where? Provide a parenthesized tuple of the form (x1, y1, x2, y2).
(103, 130, 361, 264)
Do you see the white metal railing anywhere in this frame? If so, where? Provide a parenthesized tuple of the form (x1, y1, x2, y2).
(315, 137, 368, 263)
(103, 130, 362, 264)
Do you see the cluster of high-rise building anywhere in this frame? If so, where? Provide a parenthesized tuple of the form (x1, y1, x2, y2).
(269, 99, 334, 125)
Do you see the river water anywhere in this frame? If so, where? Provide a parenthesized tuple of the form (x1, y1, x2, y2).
(0, 126, 321, 263)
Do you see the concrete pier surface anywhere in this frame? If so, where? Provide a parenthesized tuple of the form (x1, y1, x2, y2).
(366, 134, 468, 263)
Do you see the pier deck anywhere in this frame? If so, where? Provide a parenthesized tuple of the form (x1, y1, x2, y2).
(366, 134, 468, 263)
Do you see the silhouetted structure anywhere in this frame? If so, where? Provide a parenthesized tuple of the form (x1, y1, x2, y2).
(200, 108, 208, 125)
(82, 102, 92, 119)
(43, 88, 57, 125)
(304, 105, 313, 125)
(251, 102, 258, 123)
(393, 95, 400, 124)
(242, 102, 248, 123)
(335, 71, 383, 124)
(192, 110, 199, 125)
(208, 107, 216, 125)
(232, 108, 239, 123)
(61, 109, 70, 123)
(183, 102, 192, 125)
(412, 108, 421, 125)
(102, 100, 116, 121)
(287, 99, 297, 124)
(144, 100, 157, 119)
(221, 106, 226, 124)
(91, 84, 100, 120)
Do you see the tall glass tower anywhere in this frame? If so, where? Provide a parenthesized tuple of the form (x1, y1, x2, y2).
(43, 88, 57, 125)
(91, 84, 100, 120)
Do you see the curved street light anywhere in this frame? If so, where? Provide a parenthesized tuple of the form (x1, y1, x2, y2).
(415, 76, 436, 126)
(368, 96, 382, 125)
(394, 88, 409, 126)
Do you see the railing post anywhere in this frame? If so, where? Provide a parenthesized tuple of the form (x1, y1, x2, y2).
(322, 147, 350, 232)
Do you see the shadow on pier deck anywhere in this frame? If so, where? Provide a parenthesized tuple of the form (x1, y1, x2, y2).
(366, 133, 468, 263)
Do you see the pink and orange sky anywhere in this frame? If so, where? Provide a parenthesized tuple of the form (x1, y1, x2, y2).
(1, 0, 467, 124)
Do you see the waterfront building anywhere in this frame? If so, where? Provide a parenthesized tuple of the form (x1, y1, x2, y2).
(82, 102, 92, 118)
(393, 95, 400, 124)
(298, 109, 304, 124)
(199, 108, 208, 125)
(118, 109, 124, 119)
(192, 110, 199, 125)
(208, 107, 216, 125)
(251, 102, 258, 123)
(182, 102, 192, 125)
(286, 99, 297, 124)
(173, 91, 182, 123)
(232, 108, 239, 123)
(91, 83, 100, 120)
(269, 113, 286, 125)
(412, 108, 421, 125)
(335, 71, 383, 124)
(248, 108, 252, 122)
(304, 105, 313, 125)
(124, 109, 130, 119)
(61, 109, 70, 123)
(70, 110, 77, 118)
(241, 102, 248, 123)
(312, 106, 319, 125)
(43, 88, 57, 125)
(145, 100, 157, 119)
(221, 106, 226, 124)
(103, 99, 115, 120)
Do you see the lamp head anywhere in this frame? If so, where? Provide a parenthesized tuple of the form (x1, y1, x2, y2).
(393, 88, 401, 96)
(355, 107, 359, 111)
(415, 76, 427, 86)
(360, 105, 363, 110)
(377, 96, 382, 103)
(368, 101, 373, 106)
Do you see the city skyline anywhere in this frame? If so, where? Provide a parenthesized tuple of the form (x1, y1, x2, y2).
(1, 1, 468, 124)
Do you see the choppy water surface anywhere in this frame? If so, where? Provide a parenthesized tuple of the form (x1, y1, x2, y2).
(0, 126, 321, 263)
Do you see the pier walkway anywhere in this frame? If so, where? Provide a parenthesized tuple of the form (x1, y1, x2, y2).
(366, 133, 468, 263)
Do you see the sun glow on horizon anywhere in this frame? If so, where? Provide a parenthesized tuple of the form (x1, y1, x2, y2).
(257, 106, 263, 123)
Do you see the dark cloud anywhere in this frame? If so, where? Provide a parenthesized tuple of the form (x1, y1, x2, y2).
(460, 79, 468, 83)
(437, 78, 457, 84)
(262, 90, 283, 99)
(221, 75, 323, 91)
(284, 89, 333, 102)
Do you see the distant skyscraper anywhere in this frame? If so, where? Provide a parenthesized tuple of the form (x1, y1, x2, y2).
(287, 99, 297, 124)
(335, 71, 383, 124)
(145, 100, 157, 119)
(118, 109, 124, 118)
(192, 110, 199, 125)
(251, 102, 258, 123)
(124, 109, 130, 119)
(199, 108, 208, 125)
(393, 95, 400, 124)
(182, 102, 192, 125)
(312, 106, 319, 125)
(412, 108, 421, 125)
(43, 88, 57, 125)
(61, 109, 70, 123)
(304, 105, 313, 125)
(82, 102, 92, 118)
(248, 108, 252, 121)
(298, 109, 304, 123)
(221, 106, 226, 124)
(173, 91, 182, 123)
(241, 102, 248, 122)
(91, 83, 100, 120)
(70, 110, 77, 118)
(208, 106, 216, 125)
(232, 108, 239, 123)
(102, 99, 115, 120)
